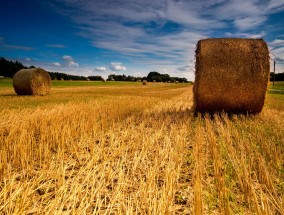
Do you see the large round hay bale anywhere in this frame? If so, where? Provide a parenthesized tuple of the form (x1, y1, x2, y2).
(193, 38, 270, 114)
(142, 80, 147, 85)
(13, 68, 51, 96)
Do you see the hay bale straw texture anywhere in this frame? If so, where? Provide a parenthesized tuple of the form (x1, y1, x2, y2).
(193, 38, 270, 114)
(13, 68, 51, 96)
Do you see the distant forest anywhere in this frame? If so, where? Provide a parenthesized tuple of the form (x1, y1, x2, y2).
(0, 57, 189, 82)
(270, 72, 284, 81)
(107, 72, 188, 83)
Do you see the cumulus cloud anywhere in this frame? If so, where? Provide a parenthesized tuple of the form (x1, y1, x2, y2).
(51, 62, 62, 67)
(94, 66, 107, 71)
(110, 62, 126, 71)
(68, 61, 79, 67)
(63, 55, 79, 67)
(63, 55, 73, 61)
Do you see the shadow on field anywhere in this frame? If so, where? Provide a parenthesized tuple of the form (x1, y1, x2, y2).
(0, 94, 17, 97)
(268, 89, 284, 95)
(145, 108, 195, 123)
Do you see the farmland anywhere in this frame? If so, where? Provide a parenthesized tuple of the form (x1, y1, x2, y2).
(0, 79, 284, 214)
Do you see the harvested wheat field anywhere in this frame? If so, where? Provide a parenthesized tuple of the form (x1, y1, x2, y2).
(0, 81, 284, 214)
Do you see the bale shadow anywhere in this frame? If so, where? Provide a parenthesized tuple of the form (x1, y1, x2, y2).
(268, 89, 284, 95)
(145, 107, 195, 124)
(194, 110, 258, 121)
(0, 94, 17, 97)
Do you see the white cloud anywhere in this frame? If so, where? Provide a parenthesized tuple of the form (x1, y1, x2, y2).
(225, 31, 266, 38)
(63, 55, 73, 61)
(269, 39, 284, 47)
(110, 62, 127, 71)
(234, 16, 267, 30)
(166, 1, 226, 29)
(68, 61, 79, 67)
(213, 0, 262, 20)
(267, 0, 284, 11)
(62, 55, 79, 67)
(25, 57, 32, 62)
(51, 62, 62, 67)
(94, 66, 107, 71)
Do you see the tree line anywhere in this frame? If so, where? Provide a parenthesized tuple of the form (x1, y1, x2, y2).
(107, 72, 188, 83)
(0, 57, 27, 77)
(146, 71, 188, 83)
(48, 72, 104, 81)
(270, 72, 284, 81)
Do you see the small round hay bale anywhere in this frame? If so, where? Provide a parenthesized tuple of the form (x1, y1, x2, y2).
(193, 38, 270, 114)
(142, 80, 147, 85)
(13, 68, 51, 96)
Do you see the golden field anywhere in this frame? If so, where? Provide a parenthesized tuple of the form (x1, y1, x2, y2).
(0, 81, 284, 214)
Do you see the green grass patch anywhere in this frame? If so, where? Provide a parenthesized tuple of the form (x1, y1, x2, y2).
(268, 81, 284, 94)
(269, 81, 284, 90)
(0, 78, 13, 87)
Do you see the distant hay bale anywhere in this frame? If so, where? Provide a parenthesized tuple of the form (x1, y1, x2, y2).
(13, 68, 51, 96)
(193, 38, 270, 114)
(175, 81, 179, 84)
(142, 80, 147, 85)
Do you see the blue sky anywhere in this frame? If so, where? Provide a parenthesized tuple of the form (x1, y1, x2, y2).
(0, 0, 284, 80)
